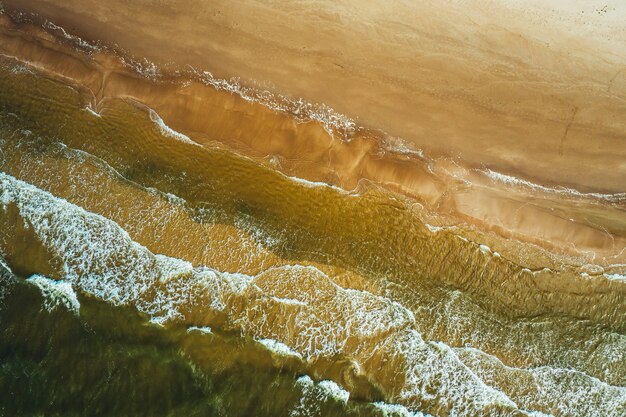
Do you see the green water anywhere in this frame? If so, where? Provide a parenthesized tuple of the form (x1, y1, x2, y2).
(0, 263, 409, 417)
(0, 56, 624, 417)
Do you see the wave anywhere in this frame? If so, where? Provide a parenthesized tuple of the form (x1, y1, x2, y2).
(42, 20, 99, 53)
(0, 8, 624, 417)
(482, 168, 626, 202)
(372, 402, 430, 417)
(1, 104, 624, 386)
(0, 172, 514, 414)
(26, 275, 80, 315)
(457, 347, 626, 416)
(257, 338, 303, 359)
(0, 255, 15, 304)
(291, 376, 351, 416)
(2, 172, 625, 416)
(147, 107, 200, 146)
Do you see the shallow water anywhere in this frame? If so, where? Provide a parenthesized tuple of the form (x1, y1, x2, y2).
(1, 260, 418, 417)
(0, 53, 625, 417)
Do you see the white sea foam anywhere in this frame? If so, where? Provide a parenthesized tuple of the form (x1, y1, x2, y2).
(395, 332, 519, 414)
(382, 135, 425, 159)
(269, 296, 308, 306)
(43, 21, 99, 53)
(187, 325, 212, 334)
(7, 62, 33, 75)
(318, 380, 350, 403)
(285, 174, 348, 194)
(604, 273, 626, 282)
(155, 254, 193, 282)
(257, 338, 302, 359)
(0, 257, 10, 274)
(478, 244, 492, 255)
(187, 68, 356, 139)
(148, 109, 199, 146)
(0, 256, 15, 303)
(425, 223, 444, 233)
(26, 275, 80, 315)
(483, 169, 626, 201)
(2, 172, 621, 416)
(120, 56, 160, 79)
(457, 346, 626, 417)
(524, 412, 553, 417)
(290, 376, 350, 416)
(476, 243, 502, 259)
(371, 402, 429, 417)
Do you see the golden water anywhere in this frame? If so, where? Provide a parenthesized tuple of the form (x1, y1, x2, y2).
(0, 52, 625, 417)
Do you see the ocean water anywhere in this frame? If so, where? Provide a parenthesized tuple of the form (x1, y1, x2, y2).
(0, 55, 624, 417)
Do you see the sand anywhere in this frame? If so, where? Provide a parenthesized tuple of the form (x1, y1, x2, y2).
(1, 3, 626, 414)
(0, 0, 625, 265)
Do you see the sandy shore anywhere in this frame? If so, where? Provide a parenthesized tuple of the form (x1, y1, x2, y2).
(1, 4, 626, 413)
(5, 0, 626, 191)
(0, 1, 625, 265)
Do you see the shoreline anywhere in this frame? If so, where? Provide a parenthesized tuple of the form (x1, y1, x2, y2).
(3, 0, 626, 191)
(0, 11, 625, 267)
(1, 3, 625, 415)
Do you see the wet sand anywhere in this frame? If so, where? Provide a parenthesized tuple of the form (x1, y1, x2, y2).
(0, 7, 624, 265)
(0, 2, 625, 416)
(4, 0, 626, 191)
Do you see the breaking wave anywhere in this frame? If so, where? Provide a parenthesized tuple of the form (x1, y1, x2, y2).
(1, 172, 625, 416)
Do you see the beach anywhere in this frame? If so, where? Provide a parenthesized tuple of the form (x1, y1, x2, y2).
(0, 1, 624, 416)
